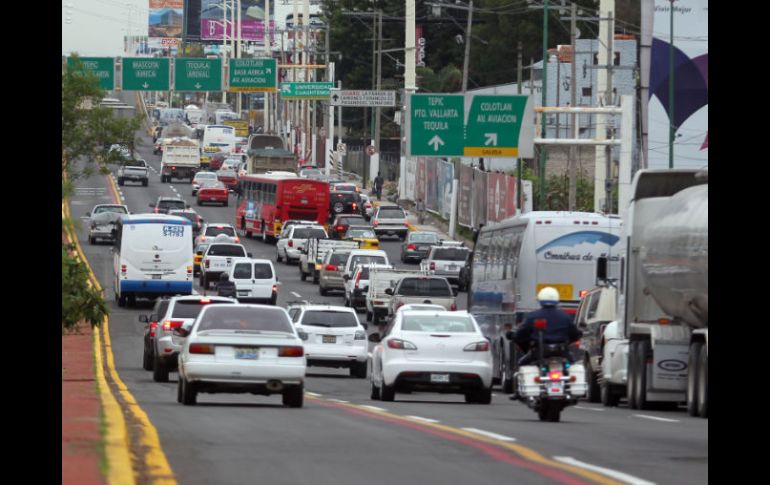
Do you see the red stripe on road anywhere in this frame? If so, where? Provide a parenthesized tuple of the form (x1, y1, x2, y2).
(312, 399, 591, 485)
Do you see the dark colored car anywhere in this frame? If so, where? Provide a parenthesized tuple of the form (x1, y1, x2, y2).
(140, 298, 171, 371)
(150, 196, 189, 214)
(331, 214, 369, 239)
(169, 210, 204, 237)
(400, 231, 441, 263)
(457, 250, 473, 292)
(329, 191, 361, 217)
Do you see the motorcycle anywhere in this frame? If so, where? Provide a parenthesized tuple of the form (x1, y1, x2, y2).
(508, 320, 587, 422)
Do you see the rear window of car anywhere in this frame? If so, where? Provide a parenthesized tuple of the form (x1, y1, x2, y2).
(124, 159, 146, 167)
(347, 229, 376, 238)
(409, 233, 439, 243)
(432, 248, 470, 261)
(200, 181, 225, 189)
(205, 226, 235, 237)
(253, 263, 273, 279)
(301, 310, 358, 328)
(232, 263, 252, 279)
(329, 252, 351, 265)
(172, 299, 234, 319)
(196, 306, 293, 333)
(293, 228, 327, 239)
(207, 244, 246, 257)
(331, 192, 356, 202)
(196, 173, 217, 180)
(397, 278, 452, 297)
(93, 206, 128, 214)
(349, 255, 386, 269)
(159, 200, 186, 210)
(217, 170, 236, 178)
(339, 217, 366, 225)
(401, 315, 476, 333)
(378, 208, 406, 219)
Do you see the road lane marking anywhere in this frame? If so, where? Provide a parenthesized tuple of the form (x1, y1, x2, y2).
(461, 428, 517, 442)
(327, 399, 349, 403)
(305, 392, 322, 397)
(358, 405, 388, 412)
(291, 291, 302, 298)
(632, 415, 680, 423)
(406, 416, 440, 423)
(575, 406, 605, 412)
(553, 457, 656, 485)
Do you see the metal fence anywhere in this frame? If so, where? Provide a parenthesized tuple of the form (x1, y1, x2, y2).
(343, 147, 401, 183)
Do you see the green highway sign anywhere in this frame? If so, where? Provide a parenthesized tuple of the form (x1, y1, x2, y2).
(174, 58, 222, 91)
(280, 82, 334, 99)
(122, 58, 170, 91)
(68, 57, 114, 90)
(464, 96, 529, 157)
(407, 94, 465, 156)
(229, 58, 277, 92)
(407, 93, 534, 158)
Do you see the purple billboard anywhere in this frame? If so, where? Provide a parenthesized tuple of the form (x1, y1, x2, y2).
(200, 0, 272, 43)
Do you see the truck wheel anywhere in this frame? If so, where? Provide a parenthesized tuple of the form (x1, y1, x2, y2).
(117, 293, 127, 308)
(585, 359, 601, 403)
(627, 341, 639, 409)
(697, 346, 708, 418)
(152, 353, 169, 382)
(687, 342, 702, 417)
(633, 340, 650, 410)
(380, 383, 395, 402)
(282, 384, 304, 408)
(181, 377, 197, 405)
(600, 381, 620, 407)
(312, 271, 319, 284)
(118, 178, 124, 186)
(370, 381, 381, 400)
(300, 267, 307, 281)
(142, 179, 148, 187)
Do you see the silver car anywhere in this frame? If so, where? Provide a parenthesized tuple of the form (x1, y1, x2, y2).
(319, 251, 353, 295)
(400, 231, 441, 263)
(87, 204, 129, 244)
(425, 246, 472, 286)
(372, 206, 409, 240)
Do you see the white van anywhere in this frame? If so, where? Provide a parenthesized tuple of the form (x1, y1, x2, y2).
(228, 259, 279, 305)
(113, 214, 194, 307)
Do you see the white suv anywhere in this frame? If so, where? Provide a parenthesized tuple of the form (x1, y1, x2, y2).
(276, 224, 328, 265)
(287, 304, 368, 378)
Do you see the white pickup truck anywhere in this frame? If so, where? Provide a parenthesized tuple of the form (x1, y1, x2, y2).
(299, 238, 360, 283)
(199, 241, 251, 290)
(366, 267, 429, 325)
(117, 159, 149, 186)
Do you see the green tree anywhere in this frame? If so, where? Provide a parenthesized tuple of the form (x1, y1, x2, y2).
(515, 165, 595, 211)
(62, 244, 109, 331)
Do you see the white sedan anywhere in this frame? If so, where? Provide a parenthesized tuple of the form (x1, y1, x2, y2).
(177, 305, 306, 407)
(369, 311, 493, 403)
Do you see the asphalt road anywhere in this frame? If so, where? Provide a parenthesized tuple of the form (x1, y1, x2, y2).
(67, 95, 708, 485)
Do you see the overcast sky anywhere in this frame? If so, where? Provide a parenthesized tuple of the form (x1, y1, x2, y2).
(62, 0, 148, 57)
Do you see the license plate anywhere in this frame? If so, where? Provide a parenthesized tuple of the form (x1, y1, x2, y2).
(322, 335, 336, 344)
(430, 374, 450, 383)
(235, 347, 259, 360)
(152, 274, 162, 280)
(237, 290, 249, 296)
(448, 265, 457, 270)
(418, 246, 428, 250)
(548, 382, 564, 396)
(210, 197, 218, 200)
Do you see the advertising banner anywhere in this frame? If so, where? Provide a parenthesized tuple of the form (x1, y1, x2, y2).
(472, 169, 487, 228)
(458, 166, 473, 227)
(506, 175, 518, 217)
(404, 159, 416, 200)
(200, 0, 271, 43)
(149, 0, 184, 47)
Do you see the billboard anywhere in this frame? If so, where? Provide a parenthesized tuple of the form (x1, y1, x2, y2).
(149, 0, 184, 47)
(200, 0, 273, 44)
(646, 0, 708, 169)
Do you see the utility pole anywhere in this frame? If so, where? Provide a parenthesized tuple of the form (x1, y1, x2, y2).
(372, 9, 383, 189)
(517, 41, 523, 213)
(461, 0, 474, 93)
(569, 2, 578, 211)
(604, 11, 614, 214)
(264, 0, 271, 133)
(594, 0, 613, 213)
(324, 24, 331, 170)
(539, 0, 549, 210)
(402, 0, 417, 200)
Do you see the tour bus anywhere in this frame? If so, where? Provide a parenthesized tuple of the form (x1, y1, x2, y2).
(235, 173, 330, 241)
(468, 211, 622, 389)
(112, 214, 194, 307)
(200, 125, 236, 168)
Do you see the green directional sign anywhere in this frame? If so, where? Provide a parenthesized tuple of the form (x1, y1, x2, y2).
(465, 96, 529, 157)
(123, 58, 169, 91)
(229, 58, 277, 92)
(407, 94, 465, 156)
(280, 82, 334, 99)
(174, 58, 222, 91)
(68, 57, 114, 90)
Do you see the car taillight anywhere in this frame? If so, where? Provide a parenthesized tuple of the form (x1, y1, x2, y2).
(189, 343, 215, 354)
(352, 203, 357, 210)
(325, 264, 337, 271)
(121, 265, 127, 274)
(278, 346, 304, 357)
(464, 341, 490, 351)
(288, 240, 294, 247)
(186, 266, 193, 274)
(272, 284, 278, 293)
(407, 244, 417, 250)
(162, 320, 184, 331)
(336, 225, 345, 233)
(430, 262, 435, 270)
(149, 322, 157, 337)
(386, 338, 417, 350)
(450, 303, 457, 311)
(373, 220, 379, 226)
(205, 259, 210, 268)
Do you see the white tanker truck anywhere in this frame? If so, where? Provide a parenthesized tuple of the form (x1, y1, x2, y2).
(599, 169, 708, 417)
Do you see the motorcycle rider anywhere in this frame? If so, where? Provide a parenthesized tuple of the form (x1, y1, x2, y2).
(510, 287, 582, 400)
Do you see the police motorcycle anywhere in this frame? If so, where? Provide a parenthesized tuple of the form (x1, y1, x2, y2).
(508, 320, 587, 422)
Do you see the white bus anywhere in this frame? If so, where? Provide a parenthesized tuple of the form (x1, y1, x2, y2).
(113, 214, 194, 307)
(468, 211, 622, 390)
(200, 125, 237, 168)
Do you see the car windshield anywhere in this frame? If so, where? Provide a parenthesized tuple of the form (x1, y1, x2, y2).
(159, 200, 186, 210)
(329, 252, 350, 265)
(205, 226, 235, 237)
(293, 228, 327, 239)
(196, 306, 293, 333)
(409, 233, 439, 243)
(301, 310, 358, 328)
(348, 229, 376, 238)
(397, 279, 452, 297)
(349, 255, 386, 269)
(207, 244, 246, 257)
(432, 248, 470, 261)
(171, 299, 234, 319)
(401, 315, 476, 333)
(378, 208, 405, 219)
(93, 206, 127, 214)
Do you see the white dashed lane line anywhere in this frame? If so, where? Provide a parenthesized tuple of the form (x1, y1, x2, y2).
(358, 405, 388, 412)
(291, 292, 302, 298)
(553, 457, 657, 485)
(405, 416, 440, 423)
(574, 406, 605, 412)
(460, 428, 517, 442)
(632, 415, 679, 423)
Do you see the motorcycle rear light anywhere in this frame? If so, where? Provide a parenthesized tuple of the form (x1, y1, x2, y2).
(407, 244, 417, 250)
(352, 203, 357, 210)
(549, 371, 562, 381)
(450, 303, 457, 311)
(325, 264, 337, 271)
(162, 320, 184, 331)
(279, 346, 304, 357)
(149, 322, 157, 337)
(463, 341, 490, 351)
(373, 220, 379, 226)
(189, 343, 215, 354)
(187, 266, 193, 274)
(386, 339, 417, 350)
(336, 225, 345, 232)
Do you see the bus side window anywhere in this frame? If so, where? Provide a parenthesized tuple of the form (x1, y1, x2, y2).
(269, 184, 276, 204)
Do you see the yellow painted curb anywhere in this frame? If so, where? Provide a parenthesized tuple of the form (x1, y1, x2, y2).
(63, 197, 178, 485)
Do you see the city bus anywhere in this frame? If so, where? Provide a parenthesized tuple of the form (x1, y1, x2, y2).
(468, 211, 622, 390)
(201, 125, 236, 168)
(235, 173, 330, 241)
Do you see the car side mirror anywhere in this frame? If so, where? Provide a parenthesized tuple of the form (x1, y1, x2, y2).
(343, 275, 350, 281)
(505, 331, 515, 340)
(138, 315, 149, 323)
(361, 322, 368, 331)
(368, 333, 381, 343)
(385, 288, 393, 295)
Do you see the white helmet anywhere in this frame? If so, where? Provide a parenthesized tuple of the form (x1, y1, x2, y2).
(537, 287, 560, 307)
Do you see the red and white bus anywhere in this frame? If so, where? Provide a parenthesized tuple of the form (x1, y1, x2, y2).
(235, 173, 330, 240)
